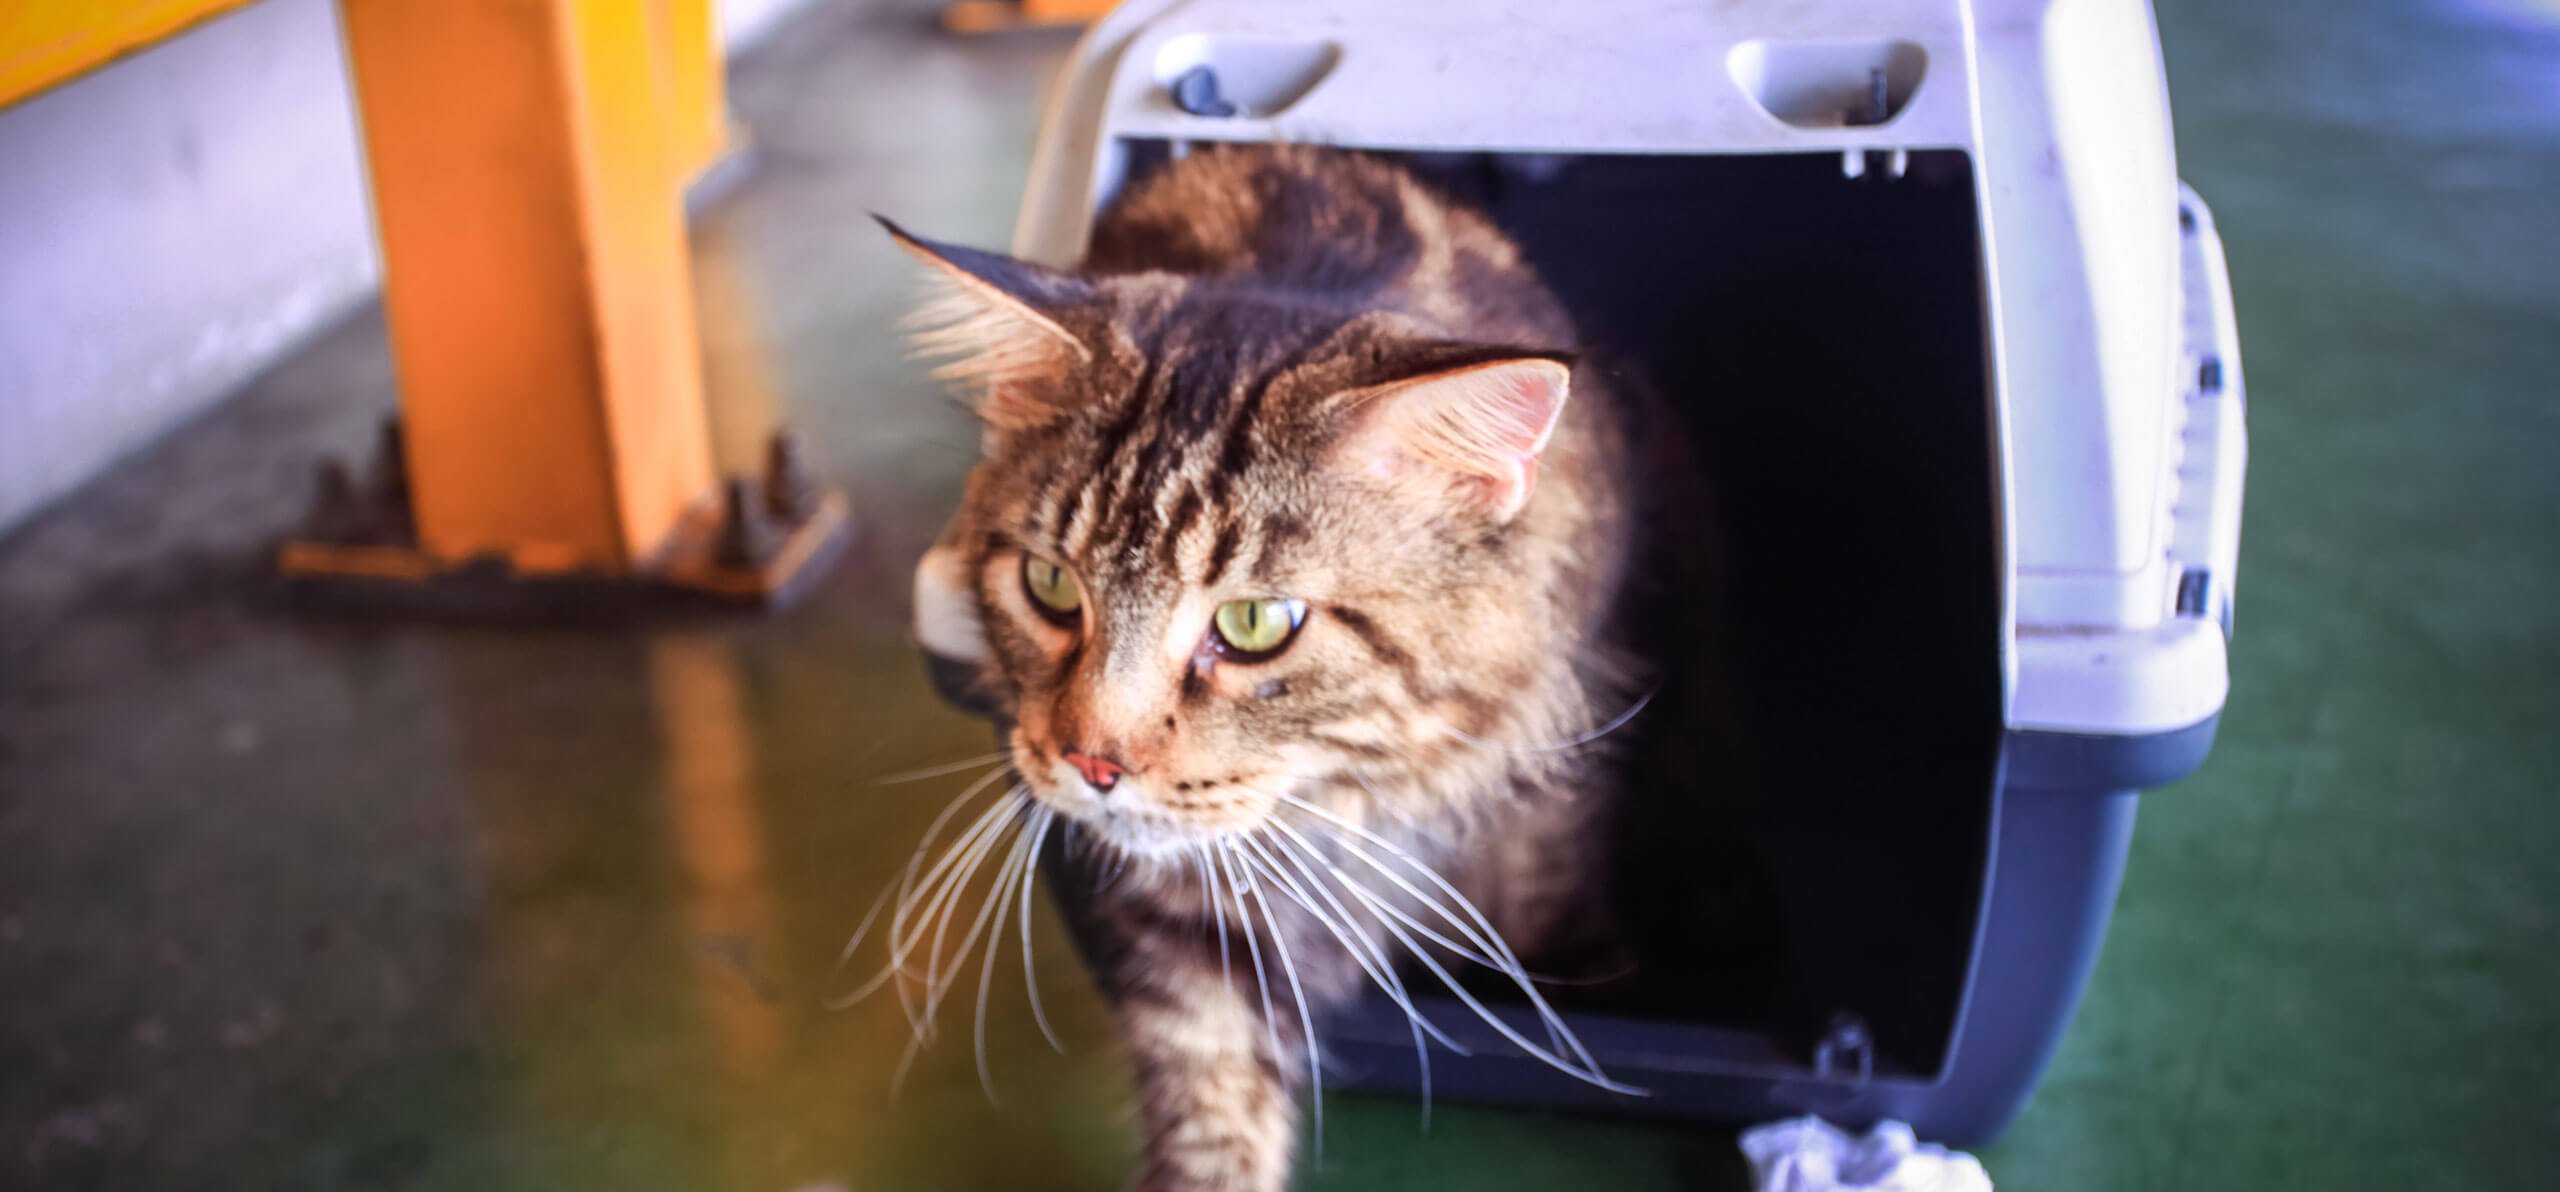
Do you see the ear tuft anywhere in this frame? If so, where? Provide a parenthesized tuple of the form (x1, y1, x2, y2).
(881, 217, 1094, 432)
(1336, 354, 1573, 522)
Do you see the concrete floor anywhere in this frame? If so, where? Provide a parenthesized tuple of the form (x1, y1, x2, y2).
(4, 0, 2556, 1188)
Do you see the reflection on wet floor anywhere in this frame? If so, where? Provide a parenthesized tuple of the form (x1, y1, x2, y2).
(651, 637, 784, 1110)
(5, 0, 2560, 1189)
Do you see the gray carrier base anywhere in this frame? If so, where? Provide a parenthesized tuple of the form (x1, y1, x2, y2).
(1324, 719, 2218, 1146)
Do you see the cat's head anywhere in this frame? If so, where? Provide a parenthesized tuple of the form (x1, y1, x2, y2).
(892, 219, 1589, 858)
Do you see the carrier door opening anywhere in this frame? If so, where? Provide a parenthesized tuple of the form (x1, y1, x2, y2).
(1110, 141, 2003, 1085)
(1398, 149, 2002, 1082)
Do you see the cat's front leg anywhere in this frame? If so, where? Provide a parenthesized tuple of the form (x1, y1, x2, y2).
(1118, 962, 1299, 1192)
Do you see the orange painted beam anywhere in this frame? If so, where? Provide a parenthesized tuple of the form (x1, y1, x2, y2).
(339, 0, 715, 572)
(0, 0, 257, 107)
(652, 0, 729, 179)
(943, 0, 1117, 35)
(1022, 0, 1119, 22)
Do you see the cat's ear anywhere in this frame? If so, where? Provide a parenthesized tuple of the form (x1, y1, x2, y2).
(1331, 345, 1576, 523)
(879, 216, 1095, 432)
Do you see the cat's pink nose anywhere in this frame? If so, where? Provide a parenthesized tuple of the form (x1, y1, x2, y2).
(1062, 750, 1126, 792)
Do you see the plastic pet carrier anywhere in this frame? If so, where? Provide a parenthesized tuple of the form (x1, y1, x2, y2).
(999, 0, 2247, 1145)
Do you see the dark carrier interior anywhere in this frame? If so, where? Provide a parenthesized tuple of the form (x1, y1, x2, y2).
(1122, 142, 2007, 1102)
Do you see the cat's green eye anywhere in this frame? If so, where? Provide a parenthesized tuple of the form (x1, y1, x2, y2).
(1021, 556, 1083, 625)
(1211, 597, 1307, 660)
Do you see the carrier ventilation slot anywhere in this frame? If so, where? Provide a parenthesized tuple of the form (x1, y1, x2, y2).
(1728, 39, 1927, 130)
(1154, 35, 1341, 119)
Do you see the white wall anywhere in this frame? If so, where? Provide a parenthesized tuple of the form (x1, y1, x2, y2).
(0, 0, 374, 536)
(724, 0, 820, 45)
(0, 0, 818, 536)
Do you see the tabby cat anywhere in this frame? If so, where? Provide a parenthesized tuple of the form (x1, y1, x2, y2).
(881, 144, 1697, 1192)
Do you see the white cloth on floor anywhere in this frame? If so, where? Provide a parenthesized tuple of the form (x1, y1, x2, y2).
(1740, 1116, 1992, 1192)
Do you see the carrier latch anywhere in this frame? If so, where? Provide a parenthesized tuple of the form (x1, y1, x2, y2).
(1812, 1012, 1876, 1084)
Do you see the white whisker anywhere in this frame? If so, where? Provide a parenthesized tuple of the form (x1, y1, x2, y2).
(835, 884, 895, 973)
(1250, 831, 1451, 1133)
(1335, 877, 1644, 1096)
(921, 810, 1035, 1029)
(902, 789, 1024, 941)
(1198, 843, 1236, 997)
(890, 1030, 927, 1098)
(1018, 808, 1065, 1053)
(868, 751, 1011, 785)
(1319, 865, 1504, 971)
(831, 784, 1024, 1015)
(1269, 782, 1616, 992)
(1243, 830, 1466, 1055)
(886, 790, 1027, 1035)
(972, 817, 1040, 1103)
(889, 770, 1018, 930)
(888, 788, 1021, 946)
(1236, 836, 1323, 1161)
(840, 767, 1014, 971)
(1217, 843, 1286, 1071)
(1443, 688, 1657, 755)
(1273, 792, 1608, 1081)
(1268, 805, 1510, 969)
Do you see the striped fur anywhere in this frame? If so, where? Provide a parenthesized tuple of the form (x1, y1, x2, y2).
(900, 146, 1651, 1191)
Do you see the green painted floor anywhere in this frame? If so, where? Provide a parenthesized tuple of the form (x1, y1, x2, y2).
(4, 0, 2557, 1188)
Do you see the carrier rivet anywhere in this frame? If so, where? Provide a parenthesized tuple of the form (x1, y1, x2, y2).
(1170, 66, 1240, 118)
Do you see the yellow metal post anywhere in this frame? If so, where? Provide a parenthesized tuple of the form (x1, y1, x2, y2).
(653, 0, 731, 180)
(335, 0, 709, 572)
(8, 0, 835, 608)
(281, 0, 843, 610)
